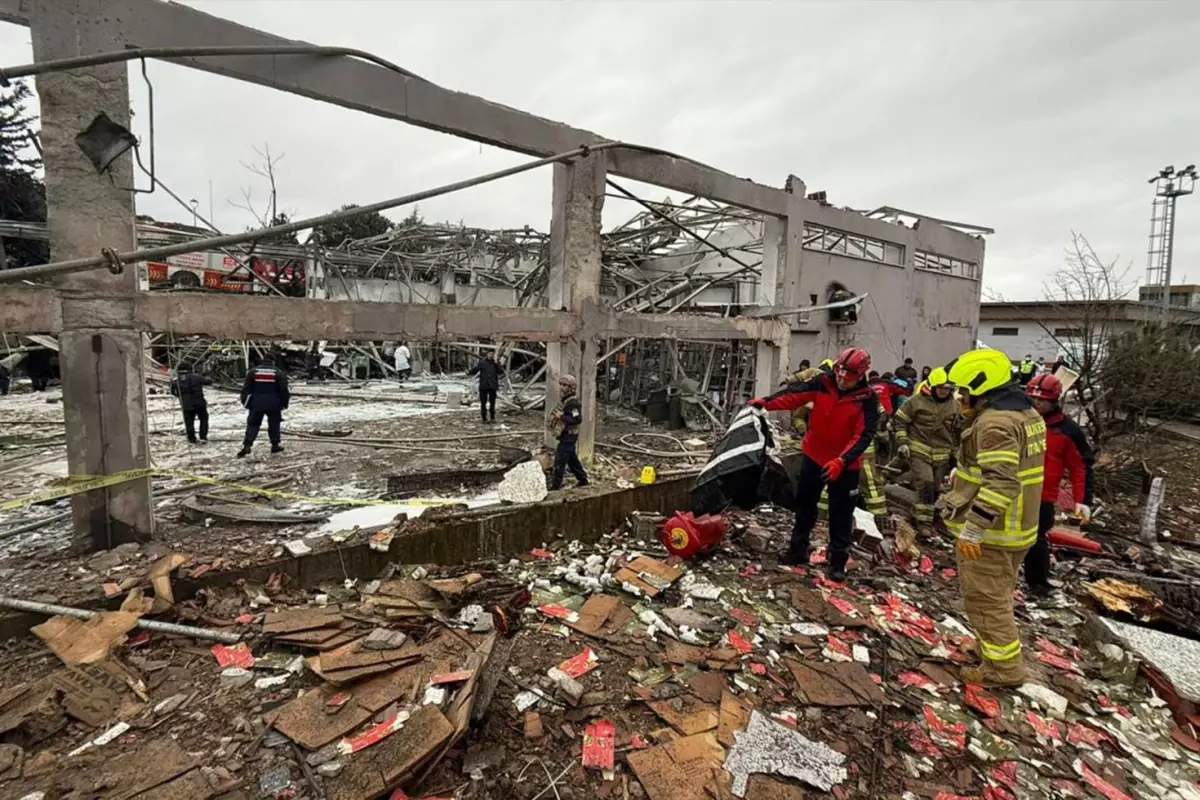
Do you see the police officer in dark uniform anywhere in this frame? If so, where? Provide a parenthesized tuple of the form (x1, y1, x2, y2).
(549, 374, 589, 490)
(237, 353, 290, 457)
(170, 362, 211, 443)
(467, 350, 505, 423)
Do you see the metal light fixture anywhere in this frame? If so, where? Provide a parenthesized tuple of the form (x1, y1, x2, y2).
(74, 112, 137, 174)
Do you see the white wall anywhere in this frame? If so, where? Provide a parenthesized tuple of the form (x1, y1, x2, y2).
(981, 317, 1138, 361)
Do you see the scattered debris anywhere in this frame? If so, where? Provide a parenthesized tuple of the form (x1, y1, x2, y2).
(724, 710, 848, 796)
(497, 460, 548, 505)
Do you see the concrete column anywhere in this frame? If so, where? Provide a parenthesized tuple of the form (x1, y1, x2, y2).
(32, 0, 154, 549)
(781, 179, 807, 311)
(753, 341, 783, 399)
(544, 153, 605, 462)
(758, 216, 784, 309)
(753, 178, 806, 395)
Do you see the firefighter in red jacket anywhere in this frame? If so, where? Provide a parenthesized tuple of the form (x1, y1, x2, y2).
(1024, 373, 1094, 595)
(753, 347, 878, 579)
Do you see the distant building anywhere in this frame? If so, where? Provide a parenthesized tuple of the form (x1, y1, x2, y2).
(980, 297, 1200, 363)
(1138, 283, 1200, 309)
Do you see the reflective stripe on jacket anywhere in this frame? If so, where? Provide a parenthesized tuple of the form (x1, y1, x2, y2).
(894, 387, 960, 463)
(942, 386, 1045, 548)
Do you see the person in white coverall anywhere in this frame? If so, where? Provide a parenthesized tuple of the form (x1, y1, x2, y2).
(394, 341, 412, 381)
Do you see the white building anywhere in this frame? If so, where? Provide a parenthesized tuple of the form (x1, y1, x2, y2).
(980, 299, 1200, 363)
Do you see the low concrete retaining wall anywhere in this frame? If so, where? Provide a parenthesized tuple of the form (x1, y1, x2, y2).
(0, 476, 693, 640)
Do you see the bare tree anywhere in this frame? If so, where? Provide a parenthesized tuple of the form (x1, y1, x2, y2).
(1043, 233, 1134, 376)
(984, 233, 1134, 443)
(227, 143, 299, 245)
(228, 142, 286, 229)
(1038, 233, 1135, 443)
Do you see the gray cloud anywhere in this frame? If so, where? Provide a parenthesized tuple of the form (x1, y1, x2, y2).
(2, 0, 1199, 298)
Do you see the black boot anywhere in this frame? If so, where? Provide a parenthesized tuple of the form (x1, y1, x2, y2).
(827, 550, 849, 582)
(271, 444, 284, 454)
(236, 447, 250, 458)
(780, 547, 809, 567)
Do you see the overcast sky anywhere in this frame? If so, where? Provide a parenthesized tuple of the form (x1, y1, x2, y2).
(2, 0, 1199, 300)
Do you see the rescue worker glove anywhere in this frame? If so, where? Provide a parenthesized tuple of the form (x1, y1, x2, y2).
(956, 521, 984, 561)
(897, 444, 910, 460)
(1074, 503, 1091, 524)
(821, 458, 844, 483)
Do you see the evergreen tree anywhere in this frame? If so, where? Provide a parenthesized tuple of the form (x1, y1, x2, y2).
(0, 80, 49, 268)
(312, 203, 395, 247)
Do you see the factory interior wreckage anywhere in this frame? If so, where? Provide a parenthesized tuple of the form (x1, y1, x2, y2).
(6, 2, 1200, 800)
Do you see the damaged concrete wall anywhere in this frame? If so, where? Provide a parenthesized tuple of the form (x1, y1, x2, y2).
(641, 206, 985, 366)
(327, 278, 518, 307)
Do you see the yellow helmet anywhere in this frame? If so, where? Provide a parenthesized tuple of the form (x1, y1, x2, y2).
(927, 366, 950, 386)
(819, 358, 834, 370)
(946, 348, 1013, 396)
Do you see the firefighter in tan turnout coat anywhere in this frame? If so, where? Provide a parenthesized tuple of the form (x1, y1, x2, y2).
(941, 348, 1046, 687)
(894, 366, 961, 529)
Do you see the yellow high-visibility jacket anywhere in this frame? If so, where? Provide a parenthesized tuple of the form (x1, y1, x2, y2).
(942, 389, 1046, 548)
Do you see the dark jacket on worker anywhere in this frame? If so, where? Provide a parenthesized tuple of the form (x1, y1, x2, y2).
(559, 396, 583, 442)
(240, 363, 290, 413)
(760, 372, 879, 469)
(170, 369, 210, 412)
(467, 357, 505, 391)
(895, 363, 918, 382)
(1042, 410, 1094, 505)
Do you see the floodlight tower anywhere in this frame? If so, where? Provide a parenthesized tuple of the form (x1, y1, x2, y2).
(1146, 164, 1197, 322)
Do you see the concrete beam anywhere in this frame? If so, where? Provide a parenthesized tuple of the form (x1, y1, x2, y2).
(0, 0, 29, 26)
(1, 0, 788, 215)
(33, 0, 154, 549)
(130, 292, 580, 342)
(0, 287, 784, 345)
(0, 285, 60, 332)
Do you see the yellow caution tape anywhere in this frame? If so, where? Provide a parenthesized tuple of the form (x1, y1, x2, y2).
(0, 468, 158, 512)
(0, 466, 463, 513)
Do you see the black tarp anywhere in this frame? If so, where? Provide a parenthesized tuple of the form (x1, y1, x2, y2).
(690, 407, 795, 516)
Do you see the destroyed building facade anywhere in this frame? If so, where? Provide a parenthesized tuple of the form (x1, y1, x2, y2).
(0, 0, 985, 551)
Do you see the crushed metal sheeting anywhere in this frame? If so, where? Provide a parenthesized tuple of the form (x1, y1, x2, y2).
(1101, 617, 1200, 703)
(723, 709, 847, 796)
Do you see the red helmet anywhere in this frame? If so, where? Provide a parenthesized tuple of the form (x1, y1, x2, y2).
(832, 347, 871, 382)
(1027, 373, 1062, 401)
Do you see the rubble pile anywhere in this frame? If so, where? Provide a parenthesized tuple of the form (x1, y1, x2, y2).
(5, 496, 1200, 799)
